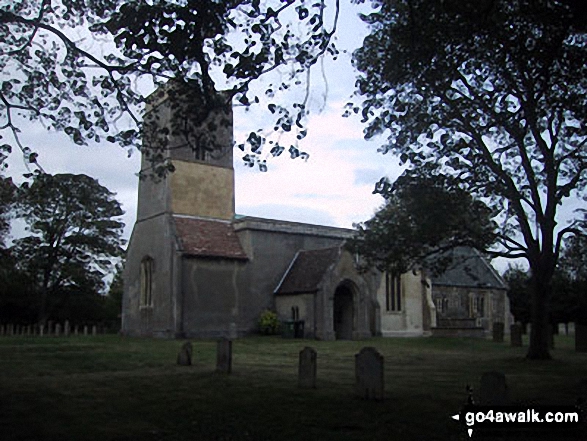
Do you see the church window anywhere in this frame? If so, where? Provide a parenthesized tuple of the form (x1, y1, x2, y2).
(140, 257, 154, 307)
(194, 144, 208, 162)
(477, 296, 485, 317)
(385, 273, 402, 312)
(469, 294, 485, 317)
(291, 306, 300, 321)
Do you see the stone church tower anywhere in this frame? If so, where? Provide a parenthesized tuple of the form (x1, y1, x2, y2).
(122, 83, 247, 338)
(136, 83, 235, 223)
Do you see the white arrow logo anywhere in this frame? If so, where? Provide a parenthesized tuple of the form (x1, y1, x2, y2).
(451, 414, 473, 438)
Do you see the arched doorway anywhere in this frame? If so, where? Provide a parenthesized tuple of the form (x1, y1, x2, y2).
(333, 283, 354, 340)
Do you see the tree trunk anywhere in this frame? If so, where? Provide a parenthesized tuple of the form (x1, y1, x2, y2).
(526, 274, 552, 360)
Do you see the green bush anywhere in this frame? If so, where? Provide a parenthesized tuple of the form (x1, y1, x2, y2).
(258, 309, 280, 335)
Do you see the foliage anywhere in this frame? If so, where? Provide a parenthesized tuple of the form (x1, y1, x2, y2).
(0, 0, 345, 174)
(352, 0, 587, 359)
(258, 308, 280, 335)
(558, 235, 587, 324)
(10, 173, 125, 323)
(503, 266, 531, 325)
(0, 174, 15, 247)
(347, 172, 497, 275)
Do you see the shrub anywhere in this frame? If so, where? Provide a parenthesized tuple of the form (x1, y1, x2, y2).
(258, 309, 280, 335)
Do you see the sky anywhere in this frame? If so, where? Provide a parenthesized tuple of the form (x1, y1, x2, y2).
(5, 1, 401, 244)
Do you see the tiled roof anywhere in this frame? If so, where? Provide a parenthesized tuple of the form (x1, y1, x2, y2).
(431, 247, 506, 289)
(275, 247, 341, 294)
(173, 216, 248, 260)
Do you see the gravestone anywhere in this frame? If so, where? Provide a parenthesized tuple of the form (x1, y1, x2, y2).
(568, 322, 576, 336)
(83, 325, 88, 336)
(492, 322, 504, 343)
(177, 341, 193, 366)
(92, 325, 97, 336)
(298, 347, 317, 389)
(39, 324, 44, 337)
(55, 323, 61, 337)
(74, 325, 79, 336)
(576, 324, 587, 352)
(216, 338, 232, 374)
(64, 321, 70, 337)
(479, 371, 509, 405)
(510, 323, 523, 347)
(355, 347, 384, 400)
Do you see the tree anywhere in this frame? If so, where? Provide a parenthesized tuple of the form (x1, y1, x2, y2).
(503, 266, 531, 326)
(352, 0, 587, 359)
(11, 173, 125, 324)
(346, 172, 497, 276)
(0, 174, 15, 247)
(0, 0, 344, 174)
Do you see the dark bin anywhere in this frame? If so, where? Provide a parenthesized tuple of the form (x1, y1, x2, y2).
(294, 320, 305, 339)
(282, 320, 295, 339)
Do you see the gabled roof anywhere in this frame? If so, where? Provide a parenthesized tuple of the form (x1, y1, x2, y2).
(431, 247, 506, 290)
(173, 216, 248, 260)
(275, 247, 341, 295)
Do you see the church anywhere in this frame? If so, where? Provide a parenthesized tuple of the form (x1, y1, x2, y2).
(121, 83, 511, 340)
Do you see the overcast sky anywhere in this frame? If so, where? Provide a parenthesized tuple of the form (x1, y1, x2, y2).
(6, 1, 401, 245)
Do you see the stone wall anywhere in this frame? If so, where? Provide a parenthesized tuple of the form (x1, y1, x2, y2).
(122, 214, 179, 338)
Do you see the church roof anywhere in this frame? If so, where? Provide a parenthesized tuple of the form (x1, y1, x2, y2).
(173, 216, 248, 260)
(275, 247, 341, 295)
(431, 247, 506, 290)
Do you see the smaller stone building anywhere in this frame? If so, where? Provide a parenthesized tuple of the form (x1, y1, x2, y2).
(430, 247, 511, 336)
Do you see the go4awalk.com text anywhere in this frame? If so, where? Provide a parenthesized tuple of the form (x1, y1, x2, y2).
(452, 404, 585, 438)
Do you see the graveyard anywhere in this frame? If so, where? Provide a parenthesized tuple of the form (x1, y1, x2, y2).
(0, 334, 586, 441)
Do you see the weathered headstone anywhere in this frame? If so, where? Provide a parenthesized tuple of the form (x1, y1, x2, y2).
(576, 324, 587, 353)
(83, 325, 88, 336)
(177, 341, 193, 366)
(92, 325, 97, 336)
(355, 347, 384, 400)
(493, 322, 504, 343)
(39, 324, 44, 337)
(55, 323, 61, 337)
(216, 338, 232, 374)
(479, 371, 509, 405)
(510, 323, 523, 347)
(74, 325, 79, 336)
(568, 322, 576, 336)
(64, 320, 70, 337)
(298, 347, 317, 389)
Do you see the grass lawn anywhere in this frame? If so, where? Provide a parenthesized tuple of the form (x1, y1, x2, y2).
(0, 334, 585, 440)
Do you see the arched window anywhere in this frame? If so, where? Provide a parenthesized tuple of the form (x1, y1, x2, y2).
(140, 257, 154, 307)
(385, 273, 402, 312)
